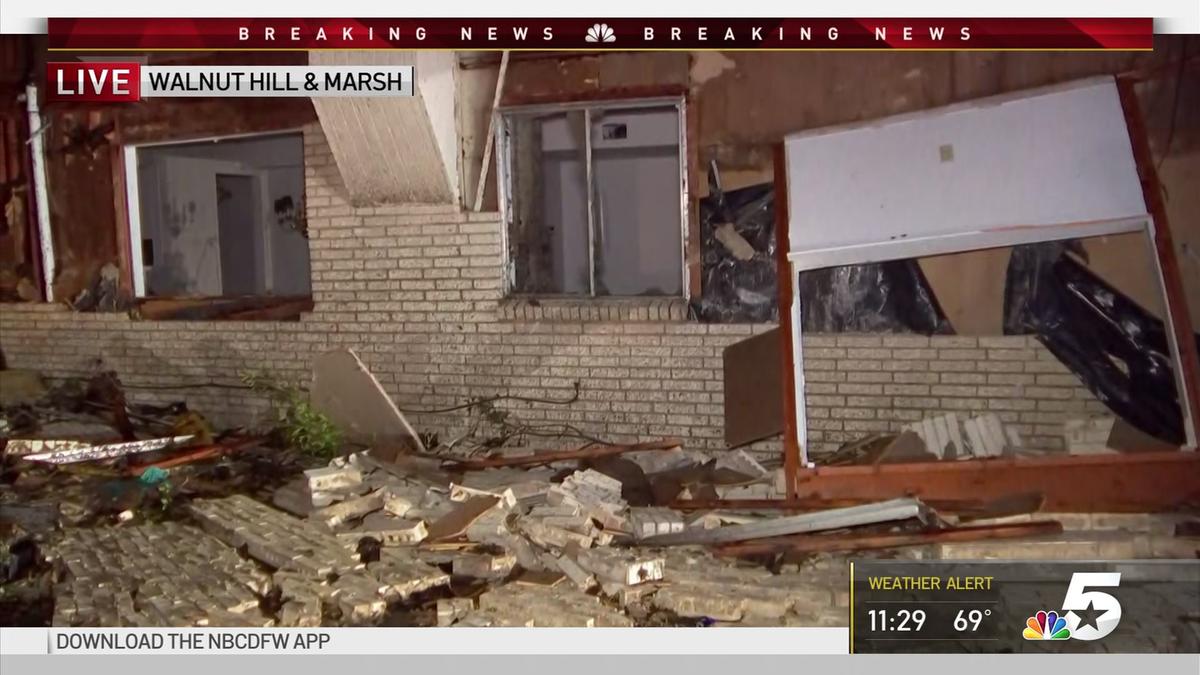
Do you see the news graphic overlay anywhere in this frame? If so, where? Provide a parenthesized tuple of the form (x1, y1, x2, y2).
(850, 560, 1200, 653)
(46, 18, 1153, 50)
(45, 63, 414, 102)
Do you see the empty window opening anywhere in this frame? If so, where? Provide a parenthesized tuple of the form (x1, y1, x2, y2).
(129, 132, 311, 298)
(499, 101, 686, 297)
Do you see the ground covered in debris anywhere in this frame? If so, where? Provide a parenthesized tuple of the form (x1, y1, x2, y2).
(2, 360, 1196, 628)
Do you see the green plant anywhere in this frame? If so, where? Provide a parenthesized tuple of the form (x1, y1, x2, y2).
(241, 371, 342, 459)
(158, 481, 173, 511)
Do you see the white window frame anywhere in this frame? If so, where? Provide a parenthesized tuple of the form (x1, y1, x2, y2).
(494, 96, 690, 299)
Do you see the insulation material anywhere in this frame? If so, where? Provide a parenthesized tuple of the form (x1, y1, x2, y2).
(1004, 241, 1198, 446)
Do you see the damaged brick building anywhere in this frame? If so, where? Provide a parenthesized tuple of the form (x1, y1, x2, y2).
(1, 38, 1199, 500)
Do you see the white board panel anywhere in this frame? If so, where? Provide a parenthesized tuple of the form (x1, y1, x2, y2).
(784, 77, 1148, 270)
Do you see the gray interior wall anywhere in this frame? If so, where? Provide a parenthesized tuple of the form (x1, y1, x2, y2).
(216, 173, 260, 295)
(594, 149, 681, 296)
(543, 154, 589, 294)
(265, 166, 311, 295)
(530, 105, 682, 296)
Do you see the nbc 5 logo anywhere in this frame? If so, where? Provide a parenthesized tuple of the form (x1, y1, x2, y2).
(1062, 572, 1122, 640)
(1024, 572, 1122, 642)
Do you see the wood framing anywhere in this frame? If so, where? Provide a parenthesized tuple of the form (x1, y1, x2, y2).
(1116, 78, 1200, 449)
(776, 75, 1198, 487)
(773, 143, 800, 500)
(788, 451, 1200, 512)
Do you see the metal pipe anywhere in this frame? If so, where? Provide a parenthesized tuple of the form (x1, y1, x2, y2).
(584, 107, 596, 296)
(641, 497, 929, 546)
(24, 84, 55, 302)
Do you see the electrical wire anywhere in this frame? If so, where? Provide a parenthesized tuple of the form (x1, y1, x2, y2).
(393, 380, 582, 414)
(93, 377, 584, 412)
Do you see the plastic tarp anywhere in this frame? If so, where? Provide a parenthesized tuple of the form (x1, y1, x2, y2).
(692, 173, 950, 333)
(1004, 241, 1196, 445)
(797, 262, 952, 334)
(691, 178, 778, 323)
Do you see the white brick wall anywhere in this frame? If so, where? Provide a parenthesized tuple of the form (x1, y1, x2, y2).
(0, 125, 1105, 456)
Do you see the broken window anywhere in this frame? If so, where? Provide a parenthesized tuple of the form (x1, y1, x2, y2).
(127, 132, 311, 298)
(498, 100, 686, 297)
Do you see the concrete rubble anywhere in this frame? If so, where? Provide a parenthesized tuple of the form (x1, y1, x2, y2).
(6, 365, 1194, 630)
(51, 522, 272, 627)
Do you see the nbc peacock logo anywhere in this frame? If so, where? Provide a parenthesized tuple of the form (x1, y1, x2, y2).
(585, 23, 616, 43)
(1023, 610, 1071, 640)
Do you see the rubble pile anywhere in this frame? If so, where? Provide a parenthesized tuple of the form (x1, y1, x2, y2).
(52, 521, 271, 627)
(4, 351, 1195, 628)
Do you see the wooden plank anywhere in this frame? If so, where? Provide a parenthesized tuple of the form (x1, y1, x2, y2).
(722, 327, 783, 447)
(1116, 78, 1200, 449)
(309, 348, 426, 453)
(451, 438, 682, 470)
(473, 50, 509, 212)
(136, 295, 313, 320)
(773, 143, 800, 499)
(425, 495, 500, 541)
(793, 450, 1200, 512)
(109, 120, 135, 295)
(714, 520, 1064, 557)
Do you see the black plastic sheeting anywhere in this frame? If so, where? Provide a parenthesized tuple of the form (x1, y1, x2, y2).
(690, 176, 779, 323)
(797, 262, 952, 334)
(1004, 241, 1197, 445)
(692, 171, 951, 334)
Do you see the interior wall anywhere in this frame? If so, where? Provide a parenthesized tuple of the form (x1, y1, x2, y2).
(134, 133, 310, 297)
(38, 91, 316, 302)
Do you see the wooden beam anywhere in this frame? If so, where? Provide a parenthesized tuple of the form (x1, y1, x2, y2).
(714, 520, 1064, 557)
(790, 451, 1200, 512)
(473, 50, 509, 212)
(109, 119, 135, 295)
(136, 295, 313, 321)
(773, 143, 800, 499)
(1116, 78, 1200, 449)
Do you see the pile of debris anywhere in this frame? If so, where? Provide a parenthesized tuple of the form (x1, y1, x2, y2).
(4, 349, 1195, 628)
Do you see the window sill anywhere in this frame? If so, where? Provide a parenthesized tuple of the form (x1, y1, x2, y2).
(497, 296, 689, 322)
(133, 295, 313, 321)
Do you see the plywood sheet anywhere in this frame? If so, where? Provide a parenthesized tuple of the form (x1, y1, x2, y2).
(310, 348, 426, 454)
(918, 248, 1010, 335)
(722, 328, 783, 447)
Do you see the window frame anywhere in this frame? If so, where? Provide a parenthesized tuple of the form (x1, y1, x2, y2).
(494, 96, 690, 300)
(122, 128, 309, 300)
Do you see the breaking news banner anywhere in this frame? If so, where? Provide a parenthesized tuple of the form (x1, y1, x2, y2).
(45, 63, 414, 101)
(46, 17, 1153, 50)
